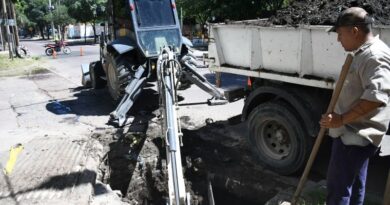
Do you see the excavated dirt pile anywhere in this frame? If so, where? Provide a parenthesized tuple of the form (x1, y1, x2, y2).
(270, 0, 390, 26)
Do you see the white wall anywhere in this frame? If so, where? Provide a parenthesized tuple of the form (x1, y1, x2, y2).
(67, 23, 103, 39)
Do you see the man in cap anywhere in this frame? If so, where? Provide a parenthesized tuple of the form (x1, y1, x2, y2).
(320, 7, 390, 205)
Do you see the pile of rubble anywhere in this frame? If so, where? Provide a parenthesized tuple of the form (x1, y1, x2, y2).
(270, 0, 390, 25)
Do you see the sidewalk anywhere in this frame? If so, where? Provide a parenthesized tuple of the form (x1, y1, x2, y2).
(0, 71, 114, 204)
(0, 136, 99, 204)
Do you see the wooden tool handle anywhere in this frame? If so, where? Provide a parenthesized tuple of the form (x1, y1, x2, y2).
(384, 170, 390, 205)
(291, 54, 354, 205)
(327, 54, 354, 113)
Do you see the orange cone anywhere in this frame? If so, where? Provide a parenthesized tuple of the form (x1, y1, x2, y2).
(80, 47, 83, 56)
(247, 77, 252, 87)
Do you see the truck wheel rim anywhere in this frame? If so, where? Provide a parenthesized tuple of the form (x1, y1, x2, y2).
(258, 120, 291, 160)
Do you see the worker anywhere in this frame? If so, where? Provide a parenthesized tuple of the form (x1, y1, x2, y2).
(320, 7, 390, 205)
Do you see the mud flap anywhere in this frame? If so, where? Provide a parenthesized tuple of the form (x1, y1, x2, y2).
(223, 86, 246, 102)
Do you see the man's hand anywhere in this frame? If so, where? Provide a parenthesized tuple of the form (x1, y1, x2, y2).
(320, 112, 343, 128)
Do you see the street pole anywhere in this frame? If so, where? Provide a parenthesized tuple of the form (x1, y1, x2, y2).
(48, 0, 55, 40)
(1, 0, 13, 59)
(56, 0, 61, 40)
(180, 7, 183, 29)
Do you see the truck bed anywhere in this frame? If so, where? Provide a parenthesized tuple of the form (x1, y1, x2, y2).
(209, 22, 390, 88)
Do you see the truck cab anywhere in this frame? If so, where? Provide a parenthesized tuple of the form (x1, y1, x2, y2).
(86, 0, 188, 100)
(106, 0, 182, 58)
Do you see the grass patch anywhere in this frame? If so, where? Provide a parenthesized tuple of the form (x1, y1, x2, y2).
(0, 53, 48, 77)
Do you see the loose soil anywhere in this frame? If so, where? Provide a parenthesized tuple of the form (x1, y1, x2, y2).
(94, 117, 299, 205)
(90, 86, 388, 205)
(91, 89, 299, 204)
(271, 0, 390, 26)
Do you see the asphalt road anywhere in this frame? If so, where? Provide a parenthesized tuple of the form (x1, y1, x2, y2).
(21, 39, 100, 85)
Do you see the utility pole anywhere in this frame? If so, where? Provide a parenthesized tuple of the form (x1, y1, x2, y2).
(1, 0, 13, 59)
(180, 7, 183, 29)
(56, 0, 61, 40)
(48, 0, 55, 40)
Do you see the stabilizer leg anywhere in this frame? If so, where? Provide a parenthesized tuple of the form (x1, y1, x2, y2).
(109, 66, 146, 126)
(181, 57, 228, 105)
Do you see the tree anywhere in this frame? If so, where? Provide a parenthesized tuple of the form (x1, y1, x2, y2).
(44, 4, 75, 40)
(66, 0, 106, 43)
(14, 0, 31, 28)
(24, 0, 49, 39)
(91, 0, 106, 43)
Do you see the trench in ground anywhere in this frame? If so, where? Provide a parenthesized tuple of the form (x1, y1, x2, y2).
(93, 110, 296, 204)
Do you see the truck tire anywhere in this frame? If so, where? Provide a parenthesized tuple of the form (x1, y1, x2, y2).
(90, 61, 106, 89)
(247, 101, 311, 175)
(106, 54, 131, 101)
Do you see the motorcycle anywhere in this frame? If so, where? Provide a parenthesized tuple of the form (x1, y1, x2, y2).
(44, 40, 71, 56)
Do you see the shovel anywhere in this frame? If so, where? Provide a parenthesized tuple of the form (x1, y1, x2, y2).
(291, 54, 354, 205)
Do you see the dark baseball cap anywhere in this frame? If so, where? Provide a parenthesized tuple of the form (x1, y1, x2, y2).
(328, 7, 374, 32)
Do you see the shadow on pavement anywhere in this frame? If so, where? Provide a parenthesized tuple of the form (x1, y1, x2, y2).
(46, 87, 115, 116)
(45, 85, 160, 119)
(0, 169, 96, 201)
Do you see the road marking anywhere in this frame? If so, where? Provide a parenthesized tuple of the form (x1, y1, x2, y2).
(3, 143, 24, 175)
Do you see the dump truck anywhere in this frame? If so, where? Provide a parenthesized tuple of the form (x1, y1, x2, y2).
(208, 20, 390, 175)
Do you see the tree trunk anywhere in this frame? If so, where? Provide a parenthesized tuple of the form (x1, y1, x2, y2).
(46, 26, 50, 40)
(61, 25, 66, 40)
(39, 26, 45, 39)
(93, 21, 96, 44)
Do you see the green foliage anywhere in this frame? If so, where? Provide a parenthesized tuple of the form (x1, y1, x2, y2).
(65, 0, 106, 23)
(14, 0, 106, 39)
(24, 0, 49, 27)
(45, 4, 75, 27)
(15, 0, 32, 26)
